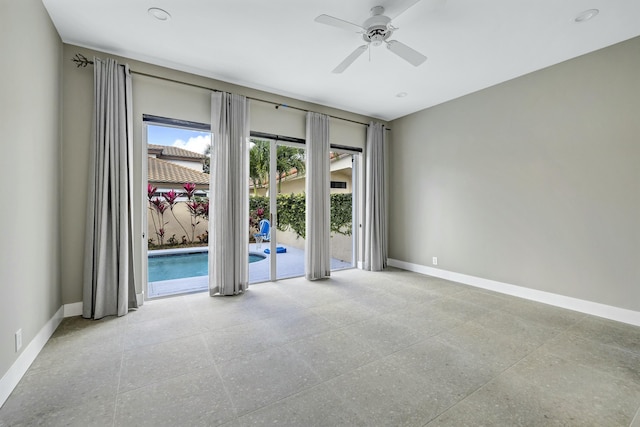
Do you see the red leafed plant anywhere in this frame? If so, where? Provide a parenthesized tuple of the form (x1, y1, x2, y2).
(183, 182, 197, 198)
(149, 196, 169, 245)
(147, 182, 210, 247)
(163, 189, 191, 243)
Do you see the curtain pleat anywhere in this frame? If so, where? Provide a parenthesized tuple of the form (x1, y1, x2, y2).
(209, 92, 250, 295)
(305, 112, 331, 280)
(364, 122, 387, 271)
(83, 58, 138, 319)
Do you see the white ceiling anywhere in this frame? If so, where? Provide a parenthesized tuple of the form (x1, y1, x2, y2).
(42, 0, 640, 121)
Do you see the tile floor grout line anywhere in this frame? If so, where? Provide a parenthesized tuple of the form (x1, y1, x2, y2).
(121, 329, 206, 352)
(4, 269, 640, 425)
(630, 403, 640, 427)
(535, 325, 640, 388)
(420, 311, 586, 426)
(227, 293, 468, 420)
(562, 315, 640, 357)
(234, 379, 329, 421)
(199, 332, 241, 422)
(118, 316, 216, 395)
(112, 317, 128, 427)
(228, 348, 330, 420)
(188, 297, 242, 423)
(430, 333, 640, 427)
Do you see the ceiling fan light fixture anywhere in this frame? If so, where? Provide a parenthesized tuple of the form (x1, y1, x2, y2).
(574, 9, 599, 23)
(316, 2, 428, 72)
(148, 7, 171, 21)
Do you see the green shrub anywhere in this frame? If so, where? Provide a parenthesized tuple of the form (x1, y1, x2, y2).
(277, 193, 306, 238)
(249, 193, 352, 239)
(329, 193, 353, 236)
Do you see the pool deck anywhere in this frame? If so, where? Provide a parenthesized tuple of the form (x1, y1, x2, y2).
(148, 243, 352, 298)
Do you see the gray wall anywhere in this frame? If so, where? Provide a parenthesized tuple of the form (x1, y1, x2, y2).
(389, 37, 640, 311)
(61, 45, 378, 304)
(0, 0, 62, 378)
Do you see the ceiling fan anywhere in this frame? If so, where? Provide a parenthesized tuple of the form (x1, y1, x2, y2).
(315, 1, 427, 73)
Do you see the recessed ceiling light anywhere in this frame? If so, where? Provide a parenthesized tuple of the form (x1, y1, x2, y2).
(148, 7, 171, 21)
(396, 92, 408, 98)
(574, 9, 599, 23)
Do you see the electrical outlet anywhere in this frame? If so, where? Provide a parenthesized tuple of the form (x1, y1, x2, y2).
(432, 257, 438, 266)
(15, 329, 22, 352)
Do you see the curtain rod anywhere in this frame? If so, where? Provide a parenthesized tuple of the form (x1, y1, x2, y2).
(72, 53, 389, 129)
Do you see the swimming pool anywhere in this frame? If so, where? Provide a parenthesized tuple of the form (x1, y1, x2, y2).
(148, 250, 266, 282)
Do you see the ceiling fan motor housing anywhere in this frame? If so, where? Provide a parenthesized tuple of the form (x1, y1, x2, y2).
(362, 7, 392, 46)
(315, 4, 427, 72)
(363, 26, 392, 46)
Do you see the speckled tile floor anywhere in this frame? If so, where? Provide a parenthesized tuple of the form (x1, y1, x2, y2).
(2, 268, 640, 426)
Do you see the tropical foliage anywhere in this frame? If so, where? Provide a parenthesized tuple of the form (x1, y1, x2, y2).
(249, 194, 352, 240)
(147, 183, 208, 247)
(202, 143, 211, 174)
(274, 145, 305, 192)
(249, 139, 306, 194)
(249, 139, 269, 194)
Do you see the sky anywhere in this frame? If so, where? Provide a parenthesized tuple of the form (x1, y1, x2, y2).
(147, 124, 211, 154)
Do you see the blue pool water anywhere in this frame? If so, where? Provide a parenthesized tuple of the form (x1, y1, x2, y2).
(149, 251, 266, 282)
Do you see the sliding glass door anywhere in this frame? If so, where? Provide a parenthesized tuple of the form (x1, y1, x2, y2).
(143, 117, 212, 298)
(274, 141, 306, 280)
(329, 150, 357, 271)
(249, 138, 307, 283)
(248, 138, 271, 283)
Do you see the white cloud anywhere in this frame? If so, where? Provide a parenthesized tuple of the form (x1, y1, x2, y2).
(173, 135, 211, 155)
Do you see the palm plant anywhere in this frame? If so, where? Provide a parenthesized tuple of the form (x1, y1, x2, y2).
(202, 143, 211, 174)
(249, 139, 306, 194)
(249, 139, 269, 195)
(275, 146, 305, 193)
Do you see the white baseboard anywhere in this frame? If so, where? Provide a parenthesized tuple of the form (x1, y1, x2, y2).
(631, 406, 640, 427)
(63, 302, 83, 317)
(136, 292, 144, 306)
(388, 258, 640, 327)
(0, 306, 63, 408)
(2, 291, 146, 407)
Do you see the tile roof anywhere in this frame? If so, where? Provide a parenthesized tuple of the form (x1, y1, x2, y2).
(148, 156, 209, 187)
(148, 144, 206, 160)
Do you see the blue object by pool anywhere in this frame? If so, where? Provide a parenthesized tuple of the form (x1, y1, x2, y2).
(256, 219, 270, 241)
(264, 246, 286, 254)
(149, 251, 266, 282)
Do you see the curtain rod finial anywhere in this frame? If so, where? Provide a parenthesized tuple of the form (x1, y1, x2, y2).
(72, 53, 93, 68)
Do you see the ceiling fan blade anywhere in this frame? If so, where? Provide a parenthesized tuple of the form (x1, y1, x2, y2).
(386, 40, 427, 66)
(384, 0, 422, 20)
(315, 14, 364, 33)
(332, 45, 368, 74)
(385, 0, 445, 20)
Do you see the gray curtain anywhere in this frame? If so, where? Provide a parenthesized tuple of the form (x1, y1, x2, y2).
(364, 121, 388, 271)
(83, 58, 138, 319)
(305, 112, 331, 280)
(209, 92, 250, 295)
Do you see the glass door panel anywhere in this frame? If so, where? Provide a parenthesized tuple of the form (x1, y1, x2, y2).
(248, 138, 307, 283)
(274, 143, 306, 280)
(330, 151, 356, 271)
(144, 122, 212, 298)
(248, 139, 271, 283)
